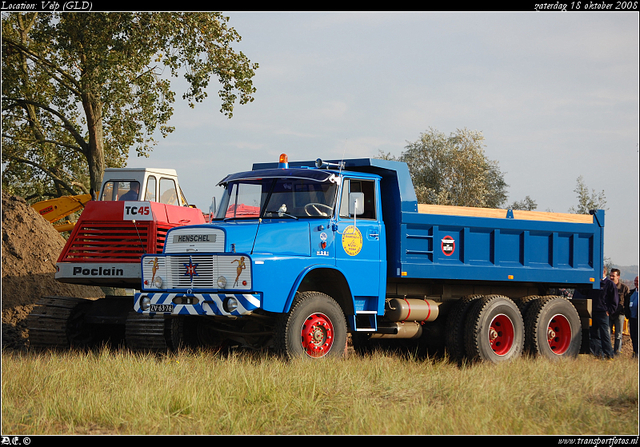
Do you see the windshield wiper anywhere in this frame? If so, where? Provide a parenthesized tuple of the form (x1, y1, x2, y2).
(264, 204, 298, 220)
(264, 210, 298, 220)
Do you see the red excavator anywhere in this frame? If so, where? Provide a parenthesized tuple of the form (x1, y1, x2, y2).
(27, 168, 208, 350)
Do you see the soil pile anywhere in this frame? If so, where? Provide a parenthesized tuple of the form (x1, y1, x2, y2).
(2, 192, 104, 350)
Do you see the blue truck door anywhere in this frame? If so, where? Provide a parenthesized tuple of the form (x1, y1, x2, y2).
(335, 178, 382, 300)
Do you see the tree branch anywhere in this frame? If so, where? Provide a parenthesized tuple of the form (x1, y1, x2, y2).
(3, 37, 82, 97)
(3, 96, 89, 156)
(1, 133, 85, 155)
(3, 154, 80, 196)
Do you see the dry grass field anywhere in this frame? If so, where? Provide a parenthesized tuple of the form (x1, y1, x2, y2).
(2, 346, 638, 436)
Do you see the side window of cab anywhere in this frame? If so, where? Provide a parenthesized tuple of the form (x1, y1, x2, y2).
(339, 179, 376, 220)
(159, 178, 178, 205)
(145, 176, 157, 202)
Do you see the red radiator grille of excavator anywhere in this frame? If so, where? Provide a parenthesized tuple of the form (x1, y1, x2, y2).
(58, 222, 171, 263)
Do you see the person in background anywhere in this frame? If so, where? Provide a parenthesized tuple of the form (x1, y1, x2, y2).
(625, 276, 638, 358)
(119, 182, 140, 201)
(609, 268, 630, 356)
(590, 266, 619, 359)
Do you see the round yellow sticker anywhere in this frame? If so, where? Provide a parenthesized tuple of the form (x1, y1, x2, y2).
(342, 225, 363, 256)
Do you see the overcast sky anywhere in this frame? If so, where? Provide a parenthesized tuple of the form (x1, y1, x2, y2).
(126, 11, 639, 267)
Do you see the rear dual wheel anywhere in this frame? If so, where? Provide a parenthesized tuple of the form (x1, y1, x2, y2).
(445, 294, 483, 362)
(464, 295, 524, 363)
(523, 296, 581, 359)
(448, 294, 582, 363)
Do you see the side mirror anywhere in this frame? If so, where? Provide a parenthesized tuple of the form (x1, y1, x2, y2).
(349, 192, 364, 216)
(209, 196, 217, 215)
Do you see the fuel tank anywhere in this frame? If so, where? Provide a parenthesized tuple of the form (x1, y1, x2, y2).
(385, 298, 439, 322)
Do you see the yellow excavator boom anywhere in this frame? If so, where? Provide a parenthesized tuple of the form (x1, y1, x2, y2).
(31, 194, 92, 232)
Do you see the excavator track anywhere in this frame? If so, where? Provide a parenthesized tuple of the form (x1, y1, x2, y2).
(125, 312, 189, 352)
(26, 297, 192, 352)
(27, 296, 93, 350)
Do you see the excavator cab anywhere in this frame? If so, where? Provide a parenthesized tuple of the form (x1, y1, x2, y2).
(98, 168, 190, 207)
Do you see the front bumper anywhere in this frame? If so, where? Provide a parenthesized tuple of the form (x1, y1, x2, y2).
(133, 292, 261, 317)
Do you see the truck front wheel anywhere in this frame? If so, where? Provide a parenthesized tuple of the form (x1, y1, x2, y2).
(275, 291, 348, 359)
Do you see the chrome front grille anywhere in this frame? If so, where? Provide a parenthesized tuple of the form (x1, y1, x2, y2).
(168, 255, 215, 288)
(143, 254, 251, 291)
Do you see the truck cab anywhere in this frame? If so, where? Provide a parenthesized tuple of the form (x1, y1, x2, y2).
(215, 156, 387, 317)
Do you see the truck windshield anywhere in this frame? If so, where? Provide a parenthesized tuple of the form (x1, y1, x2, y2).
(215, 177, 338, 220)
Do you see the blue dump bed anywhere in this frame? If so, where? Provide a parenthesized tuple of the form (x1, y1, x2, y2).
(397, 205, 603, 288)
(312, 158, 604, 290)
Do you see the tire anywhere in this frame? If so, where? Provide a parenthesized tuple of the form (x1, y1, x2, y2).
(523, 296, 581, 359)
(516, 295, 549, 318)
(445, 294, 483, 362)
(275, 291, 348, 359)
(464, 295, 524, 363)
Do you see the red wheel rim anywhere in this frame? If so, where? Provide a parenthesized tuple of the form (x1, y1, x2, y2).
(301, 312, 334, 358)
(488, 314, 515, 356)
(546, 314, 572, 355)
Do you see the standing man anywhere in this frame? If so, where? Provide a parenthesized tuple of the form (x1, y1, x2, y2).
(590, 266, 619, 359)
(609, 268, 630, 355)
(626, 276, 638, 358)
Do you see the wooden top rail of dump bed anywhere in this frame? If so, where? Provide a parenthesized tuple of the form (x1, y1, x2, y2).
(417, 204, 594, 224)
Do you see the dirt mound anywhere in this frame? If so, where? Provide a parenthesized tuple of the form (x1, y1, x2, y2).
(2, 191, 104, 350)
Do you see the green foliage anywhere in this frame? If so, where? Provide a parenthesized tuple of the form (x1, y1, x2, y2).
(509, 195, 538, 211)
(384, 128, 508, 208)
(2, 12, 258, 200)
(569, 175, 607, 214)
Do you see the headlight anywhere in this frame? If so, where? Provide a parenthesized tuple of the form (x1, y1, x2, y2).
(140, 296, 151, 311)
(153, 276, 163, 288)
(217, 276, 227, 289)
(223, 296, 238, 313)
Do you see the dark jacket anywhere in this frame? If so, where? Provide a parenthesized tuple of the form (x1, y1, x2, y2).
(625, 288, 637, 319)
(613, 282, 630, 316)
(593, 277, 619, 315)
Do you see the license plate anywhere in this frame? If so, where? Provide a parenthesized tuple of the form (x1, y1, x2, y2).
(150, 304, 173, 313)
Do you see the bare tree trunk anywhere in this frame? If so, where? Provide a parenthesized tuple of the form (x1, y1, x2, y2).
(82, 92, 105, 199)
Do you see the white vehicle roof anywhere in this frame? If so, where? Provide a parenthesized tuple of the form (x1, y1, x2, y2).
(100, 168, 188, 206)
(103, 168, 178, 181)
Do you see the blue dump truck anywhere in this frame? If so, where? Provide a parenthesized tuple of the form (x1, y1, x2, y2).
(131, 155, 604, 363)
